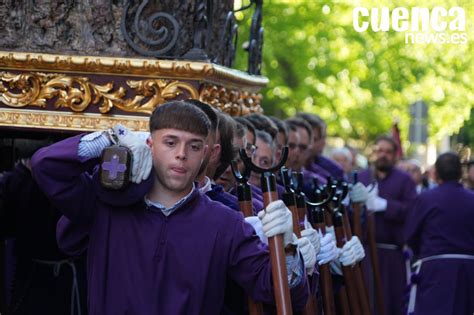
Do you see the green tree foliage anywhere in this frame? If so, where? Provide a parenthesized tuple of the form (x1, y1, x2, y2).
(234, 0, 473, 145)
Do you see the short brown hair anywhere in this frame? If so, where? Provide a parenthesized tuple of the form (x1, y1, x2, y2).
(285, 118, 313, 141)
(244, 114, 278, 140)
(436, 152, 462, 181)
(214, 112, 236, 180)
(149, 101, 210, 137)
(375, 135, 398, 153)
(296, 112, 326, 138)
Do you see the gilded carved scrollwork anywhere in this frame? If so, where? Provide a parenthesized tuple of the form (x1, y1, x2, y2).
(0, 52, 269, 90)
(0, 71, 199, 115)
(199, 84, 263, 116)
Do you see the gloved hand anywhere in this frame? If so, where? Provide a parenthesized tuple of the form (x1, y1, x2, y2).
(339, 240, 357, 267)
(365, 184, 387, 212)
(349, 182, 369, 203)
(297, 237, 317, 275)
(348, 236, 365, 262)
(111, 124, 152, 184)
(330, 258, 343, 276)
(316, 232, 338, 265)
(325, 225, 336, 241)
(301, 219, 321, 255)
(244, 216, 268, 245)
(258, 200, 294, 246)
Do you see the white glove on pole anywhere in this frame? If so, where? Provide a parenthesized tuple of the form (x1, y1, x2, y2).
(297, 237, 317, 275)
(365, 183, 387, 212)
(244, 216, 268, 245)
(316, 232, 338, 265)
(258, 200, 294, 247)
(111, 124, 152, 184)
(349, 236, 365, 263)
(349, 182, 369, 203)
(339, 240, 357, 267)
(301, 219, 321, 255)
(325, 225, 336, 240)
(330, 257, 343, 276)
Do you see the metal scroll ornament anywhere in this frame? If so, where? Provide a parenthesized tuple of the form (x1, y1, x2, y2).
(213, 11, 238, 67)
(248, 0, 263, 75)
(121, 0, 179, 57)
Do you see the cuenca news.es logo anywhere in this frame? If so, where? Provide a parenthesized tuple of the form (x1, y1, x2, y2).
(353, 6, 468, 44)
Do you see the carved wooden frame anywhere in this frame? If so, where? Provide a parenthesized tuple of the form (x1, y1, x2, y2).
(0, 52, 267, 132)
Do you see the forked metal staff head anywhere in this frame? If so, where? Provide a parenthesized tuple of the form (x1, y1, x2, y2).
(280, 167, 295, 193)
(239, 146, 288, 175)
(230, 159, 251, 184)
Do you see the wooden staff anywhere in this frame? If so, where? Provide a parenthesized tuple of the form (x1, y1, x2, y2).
(367, 211, 385, 315)
(320, 180, 350, 315)
(307, 189, 336, 315)
(333, 209, 362, 315)
(337, 181, 372, 315)
(280, 169, 302, 239)
(351, 173, 363, 239)
(292, 172, 307, 231)
(230, 161, 264, 315)
(281, 169, 319, 315)
(322, 195, 350, 315)
(241, 148, 293, 315)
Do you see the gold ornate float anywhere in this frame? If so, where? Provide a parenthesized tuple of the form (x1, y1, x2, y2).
(0, 52, 267, 132)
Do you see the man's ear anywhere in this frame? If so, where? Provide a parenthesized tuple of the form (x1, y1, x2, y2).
(146, 136, 153, 148)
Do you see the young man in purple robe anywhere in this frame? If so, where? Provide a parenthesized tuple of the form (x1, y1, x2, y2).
(32, 101, 313, 315)
(355, 135, 417, 315)
(404, 152, 474, 315)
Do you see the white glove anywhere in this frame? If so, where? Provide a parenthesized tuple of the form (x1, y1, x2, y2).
(349, 236, 365, 263)
(258, 200, 294, 246)
(301, 226, 320, 255)
(330, 258, 343, 276)
(297, 237, 317, 275)
(349, 182, 368, 203)
(365, 184, 387, 212)
(339, 240, 357, 267)
(244, 216, 268, 244)
(316, 232, 338, 265)
(111, 124, 152, 184)
(325, 225, 336, 240)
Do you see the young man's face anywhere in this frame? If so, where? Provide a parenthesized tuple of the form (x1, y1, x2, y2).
(286, 129, 300, 169)
(296, 126, 311, 170)
(249, 138, 275, 186)
(311, 127, 325, 157)
(148, 128, 207, 195)
(274, 131, 286, 163)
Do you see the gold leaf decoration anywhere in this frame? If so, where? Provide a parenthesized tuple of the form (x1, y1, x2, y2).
(0, 72, 199, 115)
(199, 84, 263, 116)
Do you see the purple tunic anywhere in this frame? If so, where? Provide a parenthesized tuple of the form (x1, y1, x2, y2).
(314, 156, 344, 180)
(404, 181, 474, 314)
(307, 161, 331, 180)
(32, 135, 309, 315)
(359, 167, 417, 315)
(228, 185, 264, 214)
